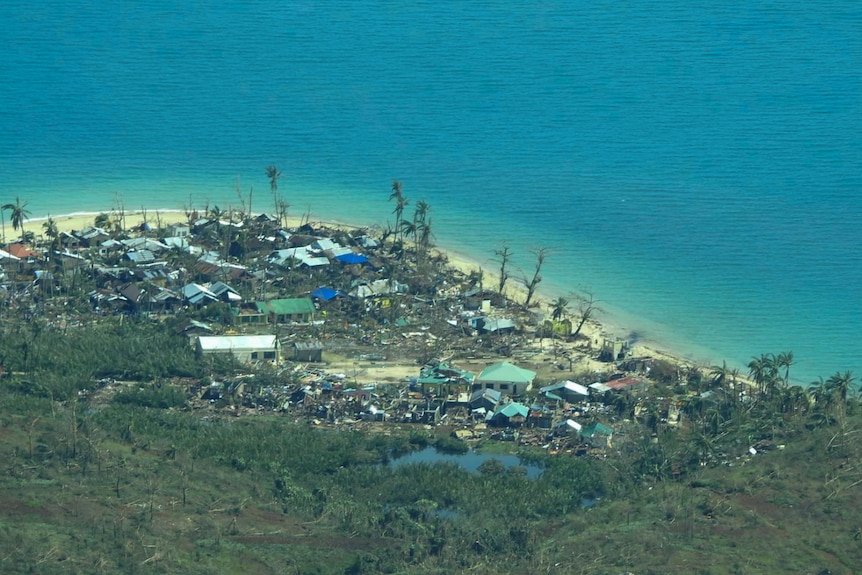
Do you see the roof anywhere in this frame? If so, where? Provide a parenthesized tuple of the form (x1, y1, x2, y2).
(182, 283, 218, 304)
(349, 278, 409, 298)
(605, 377, 646, 391)
(0, 248, 20, 261)
(589, 382, 612, 393)
(470, 387, 502, 404)
(540, 381, 590, 397)
(477, 361, 536, 384)
(197, 335, 278, 352)
(125, 250, 156, 264)
(581, 423, 613, 438)
(311, 287, 344, 301)
(122, 237, 168, 252)
(469, 317, 516, 332)
(294, 341, 324, 350)
(335, 253, 368, 265)
(7, 243, 38, 259)
(268, 247, 330, 268)
(259, 297, 316, 316)
(555, 419, 583, 432)
(310, 238, 339, 251)
(493, 402, 529, 419)
(210, 281, 241, 301)
(78, 226, 109, 240)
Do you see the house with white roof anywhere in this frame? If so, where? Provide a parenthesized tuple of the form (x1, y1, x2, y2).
(540, 381, 590, 403)
(196, 335, 280, 364)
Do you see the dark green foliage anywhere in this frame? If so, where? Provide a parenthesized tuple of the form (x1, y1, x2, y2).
(3, 314, 862, 575)
(433, 435, 469, 454)
(0, 318, 207, 399)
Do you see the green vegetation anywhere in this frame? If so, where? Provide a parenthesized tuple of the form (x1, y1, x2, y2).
(1, 314, 862, 573)
(1, 193, 861, 573)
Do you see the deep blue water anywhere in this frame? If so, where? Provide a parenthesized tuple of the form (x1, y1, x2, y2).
(1, 1, 860, 383)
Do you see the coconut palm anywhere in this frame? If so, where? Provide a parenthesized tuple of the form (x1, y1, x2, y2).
(42, 217, 59, 253)
(417, 217, 434, 259)
(2, 196, 31, 242)
(826, 370, 855, 405)
(265, 165, 282, 215)
(399, 219, 417, 244)
(389, 181, 408, 244)
(808, 376, 836, 419)
(413, 199, 430, 231)
(748, 353, 781, 398)
(710, 361, 730, 389)
(550, 296, 569, 321)
(776, 351, 794, 386)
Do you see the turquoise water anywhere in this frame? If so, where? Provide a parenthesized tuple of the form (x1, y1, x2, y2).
(1, 1, 860, 383)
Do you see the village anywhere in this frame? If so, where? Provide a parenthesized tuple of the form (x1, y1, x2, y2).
(1, 201, 851, 575)
(0, 203, 735, 464)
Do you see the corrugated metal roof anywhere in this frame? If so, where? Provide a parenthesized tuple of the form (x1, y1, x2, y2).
(259, 297, 316, 315)
(494, 402, 529, 418)
(198, 335, 278, 352)
(477, 361, 536, 384)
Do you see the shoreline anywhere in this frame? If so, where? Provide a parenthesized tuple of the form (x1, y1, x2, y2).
(15, 207, 711, 378)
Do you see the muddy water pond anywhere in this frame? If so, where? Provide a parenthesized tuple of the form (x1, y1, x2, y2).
(389, 447, 544, 479)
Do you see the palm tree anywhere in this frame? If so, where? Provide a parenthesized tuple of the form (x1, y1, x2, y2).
(2, 196, 31, 242)
(265, 165, 282, 215)
(551, 296, 569, 322)
(710, 361, 730, 389)
(42, 217, 59, 253)
(808, 376, 836, 421)
(389, 181, 408, 245)
(783, 385, 810, 417)
(94, 213, 113, 231)
(776, 351, 794, 386)
(399, 219, 417, 245)
(748, 353, 780, 398)
(417, 217, 433, 260)
(412, 200, 432, 260)
(825, 370, 855, 404)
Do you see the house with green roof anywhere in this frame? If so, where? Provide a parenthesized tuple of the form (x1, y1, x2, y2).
(475, 361, 536, 396)
(580, 423, 613, 448)
(416, 362, 475, 397)
(488, 401, 529, 427)
(256, 297, 317, 324)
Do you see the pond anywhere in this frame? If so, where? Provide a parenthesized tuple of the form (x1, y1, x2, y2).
(389, 447, 544, 479)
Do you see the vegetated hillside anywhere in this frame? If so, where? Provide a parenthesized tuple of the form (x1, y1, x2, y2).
(1, 318, 861, 574)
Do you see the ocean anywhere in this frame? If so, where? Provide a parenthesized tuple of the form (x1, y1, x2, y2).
(1, 1, 860, 383)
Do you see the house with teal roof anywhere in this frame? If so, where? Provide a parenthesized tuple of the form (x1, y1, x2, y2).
(475, 361, 536, 396)
(256, 297, 316, 324)
(488, 401, 530, 427)
(580, 423, 613, 448)
(416, 362, 475, 397)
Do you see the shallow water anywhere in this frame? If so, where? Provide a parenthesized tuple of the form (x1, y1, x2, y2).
(389, 447, 543, 479)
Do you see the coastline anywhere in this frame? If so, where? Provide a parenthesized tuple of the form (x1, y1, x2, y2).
(18, 207, 706, 378)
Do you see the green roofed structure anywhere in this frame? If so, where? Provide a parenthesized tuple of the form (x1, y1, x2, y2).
(256, 297, 316, 323)
(475, 361, 536, 396)
(416, 362, 475, 397)
(580, 423, 614, 448)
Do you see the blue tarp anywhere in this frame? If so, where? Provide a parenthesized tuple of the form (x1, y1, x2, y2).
(335, 253, 368, 265)
(311, 287, 344, 301)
